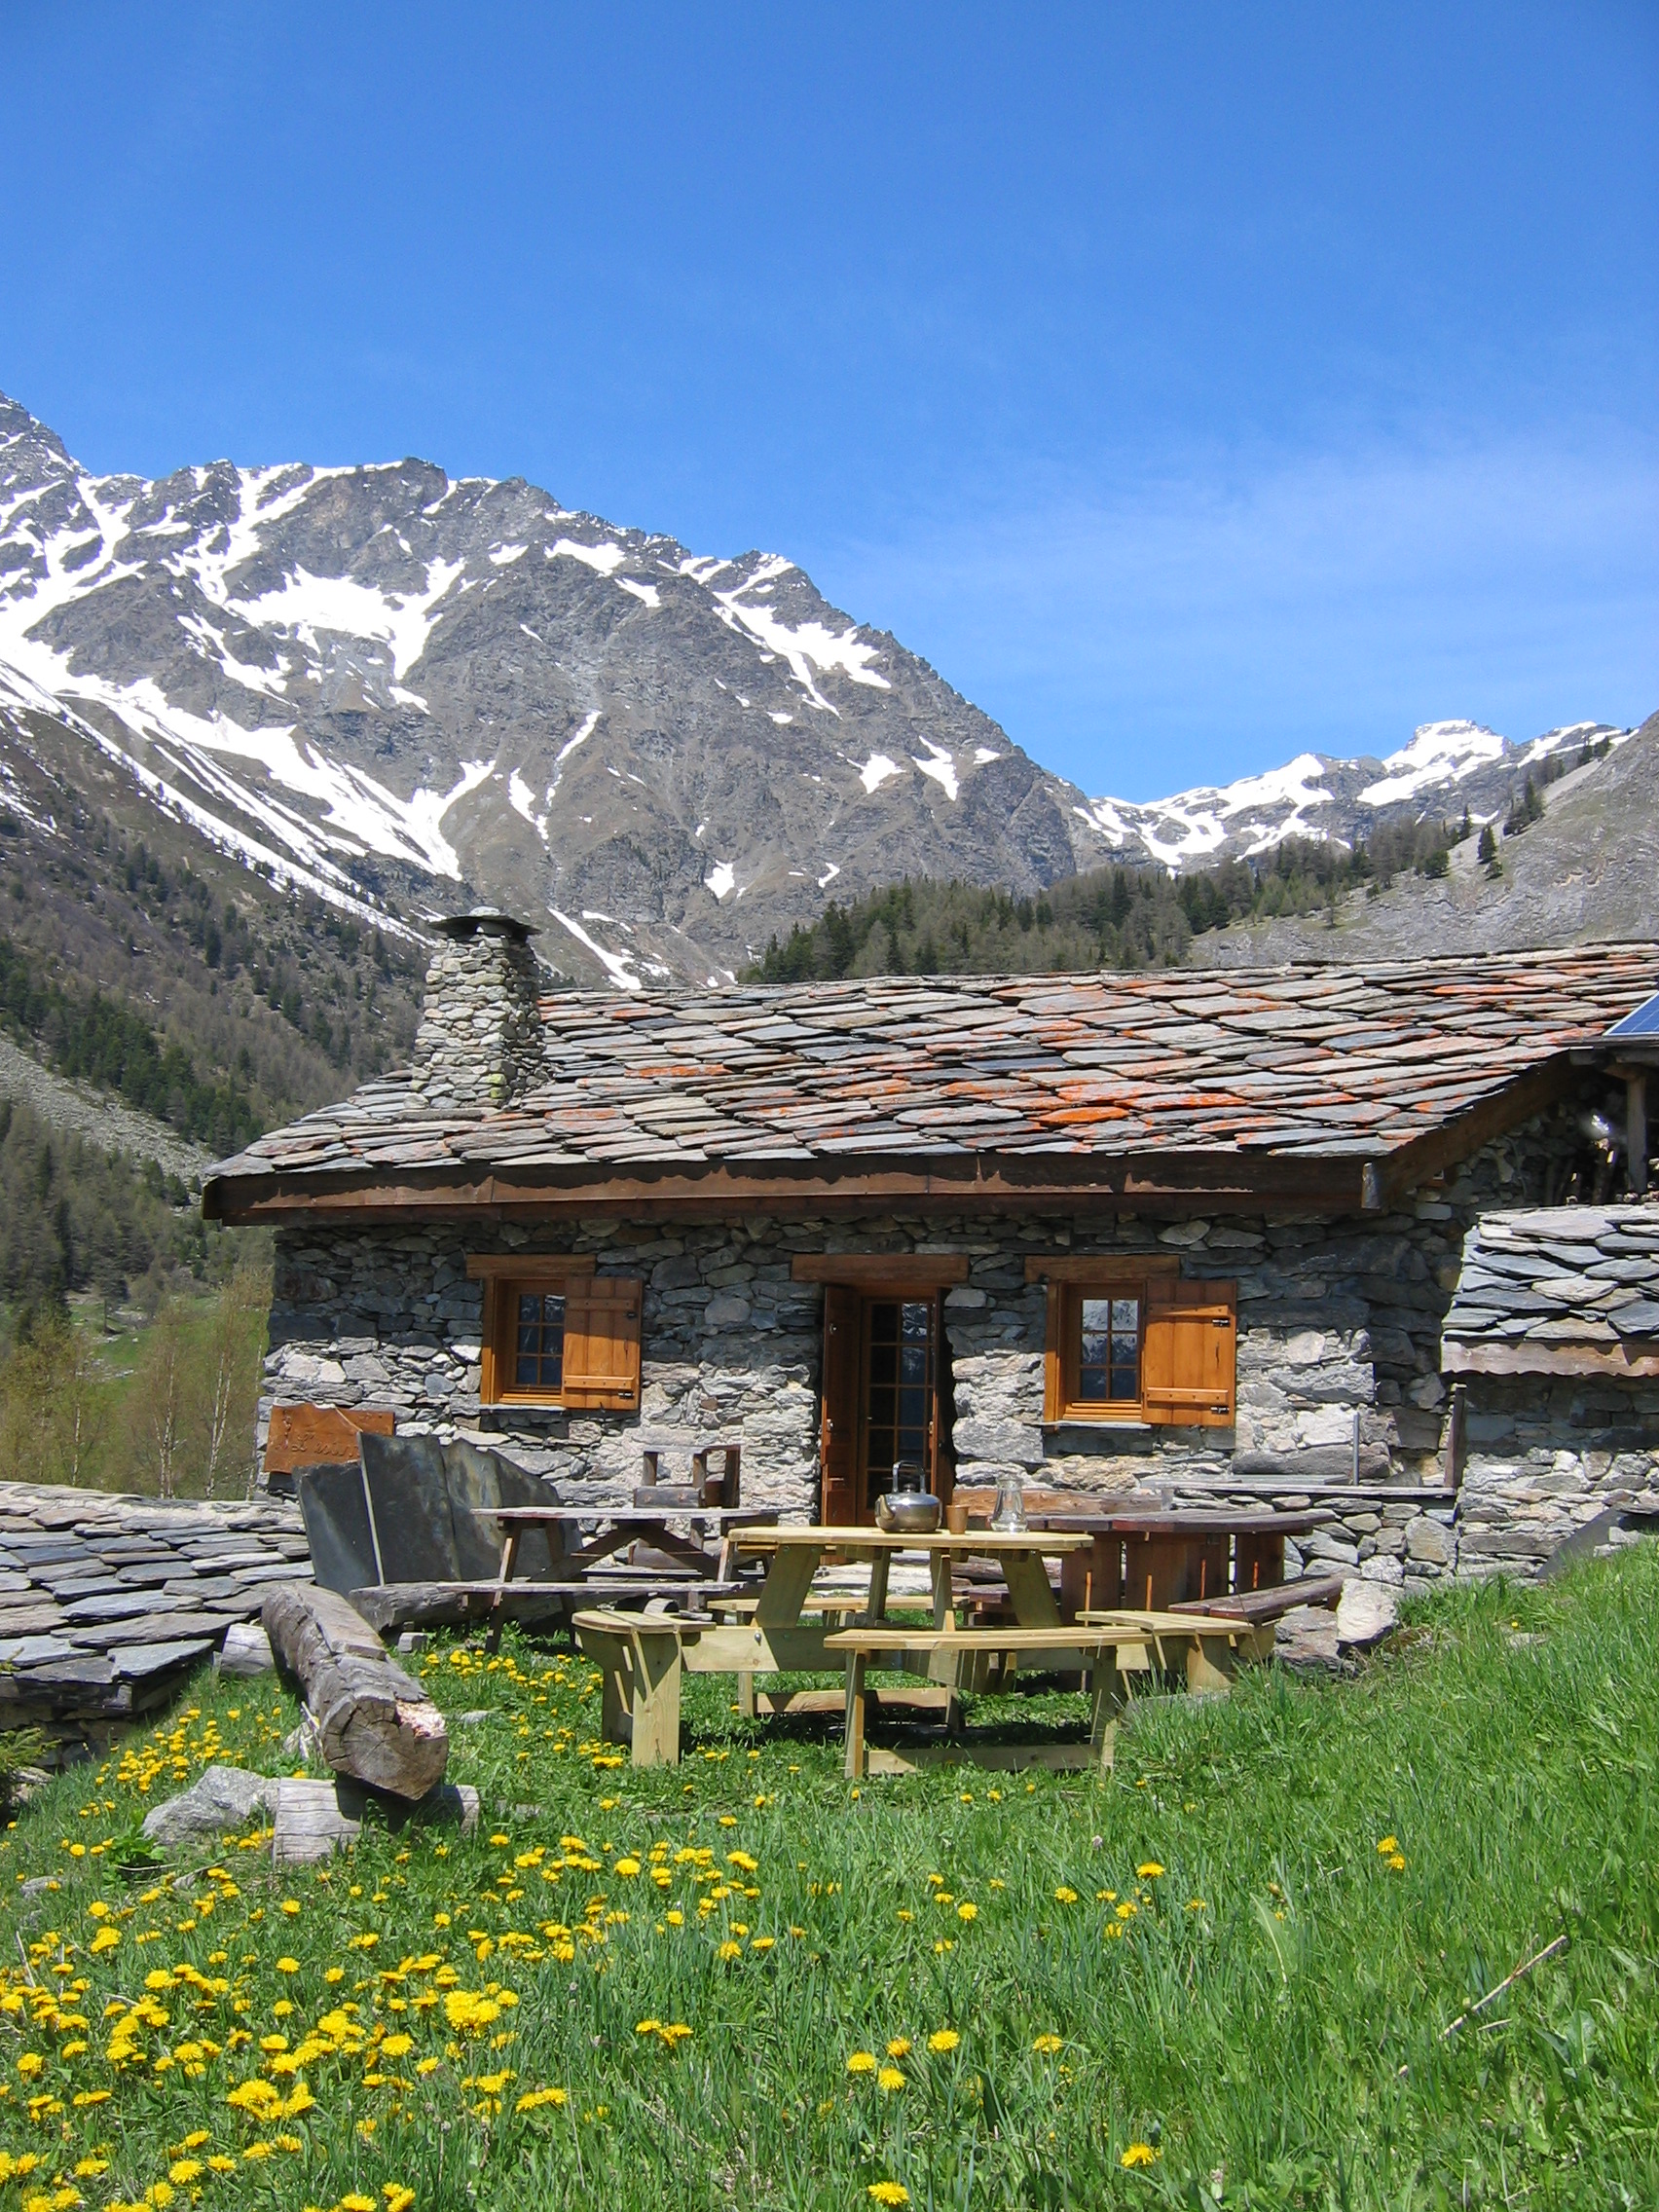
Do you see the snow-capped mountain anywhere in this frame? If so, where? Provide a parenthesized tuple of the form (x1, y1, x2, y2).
(0, 395, 1100, 988)
(0, 392, 1636, 987)
(1077, 719, 1634, 868)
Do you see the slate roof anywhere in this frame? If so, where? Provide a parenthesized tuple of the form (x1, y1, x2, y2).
(204, 943, 1659, 1211)
(1444, 1205, 1659, 1369)
(0, 1485, 311, 1733)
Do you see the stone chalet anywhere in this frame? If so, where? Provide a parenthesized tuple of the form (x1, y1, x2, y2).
(203, 916, 1659, 1588)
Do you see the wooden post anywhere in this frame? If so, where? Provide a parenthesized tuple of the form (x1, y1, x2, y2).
(1088, 1653, 1121, 1768)
(1442, 1382, 1467, 1492)
(484, 1525, 523, 1654)
(626, 1626, 682, 1768)
(1629, 1073, 1648, 1198)
(842, 1651, 868, 1781)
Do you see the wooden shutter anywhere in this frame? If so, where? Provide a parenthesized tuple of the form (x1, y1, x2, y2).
(820, 1283, 861, 1525)
(559, 1276, 644, 1411)
(1141, 1278, 1236, 1426)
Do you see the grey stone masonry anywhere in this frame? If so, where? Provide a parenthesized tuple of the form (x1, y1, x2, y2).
(1444, 1201, 1659, 1574)
(1445, 1204, 1659, 1355)
(259, 1099, 1594, 1567)
(410, 912, 546, 1111)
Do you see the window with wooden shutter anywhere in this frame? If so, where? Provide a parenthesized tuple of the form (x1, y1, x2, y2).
(1029, 1256, 1235, 1427)
(468, 1254, 641, 1412)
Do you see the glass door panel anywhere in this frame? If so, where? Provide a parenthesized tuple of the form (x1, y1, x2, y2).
(863, 1297, 935, 1511)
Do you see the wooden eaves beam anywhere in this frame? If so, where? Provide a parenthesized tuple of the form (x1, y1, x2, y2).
(202, 1148, 1376, 1227)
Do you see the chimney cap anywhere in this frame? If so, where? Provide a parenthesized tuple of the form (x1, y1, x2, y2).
(428, 908, 538, 943)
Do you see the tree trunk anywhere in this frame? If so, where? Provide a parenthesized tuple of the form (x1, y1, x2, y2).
(261, 1581, 449, 1800)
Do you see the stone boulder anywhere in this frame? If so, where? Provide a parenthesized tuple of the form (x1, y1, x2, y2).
(141, 1764, 282, 1850)
(1336, 1578, 1401, 1649)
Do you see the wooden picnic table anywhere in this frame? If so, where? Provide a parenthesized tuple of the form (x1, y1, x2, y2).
(475, 1502, 778, 1649)
(1025, 1506, 1334, 1616)
(572, 1525, 1095, 1767)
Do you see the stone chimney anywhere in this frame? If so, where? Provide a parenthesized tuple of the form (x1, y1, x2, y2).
(410, 910, 545, 1111)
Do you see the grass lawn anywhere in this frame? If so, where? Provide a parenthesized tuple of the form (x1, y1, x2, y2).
(2, 1548, 1656, 2210)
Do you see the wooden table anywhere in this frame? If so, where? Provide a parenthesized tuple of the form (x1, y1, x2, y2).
(477, 1502, 777, 1648)
(573, 1525, 1093, 1766)
(1026, 1508, 1334, 1617)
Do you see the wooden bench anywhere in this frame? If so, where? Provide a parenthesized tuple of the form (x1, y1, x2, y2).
(823, 1623, 1172, 1780)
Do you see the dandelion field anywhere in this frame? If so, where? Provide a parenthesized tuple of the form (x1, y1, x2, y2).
(2, 1548, 1657, 2211)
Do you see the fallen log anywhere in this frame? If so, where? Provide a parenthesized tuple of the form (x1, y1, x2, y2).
(261, 1580, 448, 1800)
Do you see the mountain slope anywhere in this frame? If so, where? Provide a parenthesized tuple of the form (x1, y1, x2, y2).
(0, 395, 1106, 990)
(1075, 715, 1637, 867)
(1, 391, 1648, 1000)
(1195, 710, 1659, 966)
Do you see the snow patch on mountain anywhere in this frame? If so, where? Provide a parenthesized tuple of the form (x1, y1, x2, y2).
(233, 558, 466, 682)
(549, 536, 626, 576)
(1357, 720, 1507, 806)
(548, 906, 643, 992)
(704, 555, 892, 715)
(912, 737, 960, 801)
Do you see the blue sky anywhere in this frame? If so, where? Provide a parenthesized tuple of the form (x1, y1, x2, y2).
(4, 3, 1654, 798)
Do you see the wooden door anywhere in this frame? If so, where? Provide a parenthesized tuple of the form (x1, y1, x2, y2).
(819, 1284, 861, 1525)
(818, 1287, 952, 1524)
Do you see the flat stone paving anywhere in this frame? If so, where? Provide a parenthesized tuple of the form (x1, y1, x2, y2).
(0, 1482, 312, 1737)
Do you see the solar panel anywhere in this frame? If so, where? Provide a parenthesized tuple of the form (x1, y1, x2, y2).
(1607, 991, 1659, 1038)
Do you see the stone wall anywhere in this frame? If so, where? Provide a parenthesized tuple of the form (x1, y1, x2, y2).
(1455, 1372, 1659, 1577)
(252, 1088, 1644, 1579)
(257, 1100, 1567, 1519)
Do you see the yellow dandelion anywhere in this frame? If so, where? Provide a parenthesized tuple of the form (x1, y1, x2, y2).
(927, 2029, 960, 2054)
(868, 2186, 909, 2206)
(1136, 1862, 1163, 1879)
(1033, 2033, 1063, 2054)
(1054, 1886, 1078, 1904)
(846, 2050, 877, 2075)
(886, 2037, 911, 2058)
(877, 2065, 905, 2091)
(1121, 2143, 1160, 2168)
(957, 1901, 978, 1921)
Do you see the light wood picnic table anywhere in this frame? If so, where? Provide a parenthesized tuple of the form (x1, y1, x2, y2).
(572, 1525, 1097, 1764)
(723, 1525, 1092, 1641)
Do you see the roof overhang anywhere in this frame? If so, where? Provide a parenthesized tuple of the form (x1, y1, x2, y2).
(203, 1144, 1384, 1226)
(201, 1045, 1604, 1231)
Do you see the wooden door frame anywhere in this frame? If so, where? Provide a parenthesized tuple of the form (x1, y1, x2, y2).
(824, 1285, 953, 1522)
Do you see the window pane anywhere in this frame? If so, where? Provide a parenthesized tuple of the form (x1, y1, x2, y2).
(1075, 1291, 1139, 1406)
(512, 1289, 564, 1392)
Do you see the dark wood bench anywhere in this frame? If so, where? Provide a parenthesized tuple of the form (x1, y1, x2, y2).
(1167, 1572, 1346, 1625)
(349, 1578, 745, 1635)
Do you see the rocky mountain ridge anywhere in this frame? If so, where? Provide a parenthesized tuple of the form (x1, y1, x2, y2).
(2, 392, 1640, 993)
